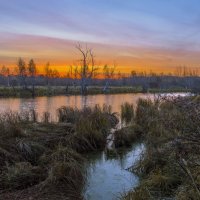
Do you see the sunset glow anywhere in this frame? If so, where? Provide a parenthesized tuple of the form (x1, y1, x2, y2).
(1, 0, 200, 74)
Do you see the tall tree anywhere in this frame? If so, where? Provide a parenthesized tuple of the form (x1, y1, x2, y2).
(1, 66, 10, 87)
(44, 62, 52, 87)
(28, 59, 37, 97)
(17, 58, 27, 89)
(103, 64, 116, 92)
(51, 69, 60, 86)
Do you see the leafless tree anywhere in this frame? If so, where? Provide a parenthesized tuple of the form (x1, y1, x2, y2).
(75, 43, 99, 95)
(44, 62, 52, 88)
(103, 64, 116, 92)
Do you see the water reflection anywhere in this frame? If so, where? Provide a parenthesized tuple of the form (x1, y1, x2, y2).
(0, 93, 188, 121)
(0, 94, 149, 120)
(83, 143, 144, 200)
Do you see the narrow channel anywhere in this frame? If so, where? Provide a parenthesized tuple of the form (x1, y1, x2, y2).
(83, 143, 144, 200)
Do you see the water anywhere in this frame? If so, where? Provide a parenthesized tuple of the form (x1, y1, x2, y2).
(84, 143, 145, 200)
(0, 93, 188, 121)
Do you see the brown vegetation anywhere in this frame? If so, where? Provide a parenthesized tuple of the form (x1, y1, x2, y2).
(0, 105, 119, 199)
(123, 96, 200, 200)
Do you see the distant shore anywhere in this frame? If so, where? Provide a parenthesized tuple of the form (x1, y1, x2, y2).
(0, 86, 191, 98)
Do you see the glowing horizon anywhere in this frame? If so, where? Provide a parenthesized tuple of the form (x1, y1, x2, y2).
(1, 0, 200, 74)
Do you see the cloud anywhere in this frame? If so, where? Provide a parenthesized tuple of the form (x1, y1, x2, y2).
(1, 0, 200, 72)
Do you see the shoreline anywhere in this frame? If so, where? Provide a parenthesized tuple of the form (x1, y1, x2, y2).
(0, 86, 191, 98)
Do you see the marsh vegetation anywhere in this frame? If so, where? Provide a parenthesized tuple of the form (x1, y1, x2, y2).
(123, 95, 200, 200)
(0, 104, 125, 199)
(0, 94, 199, 199)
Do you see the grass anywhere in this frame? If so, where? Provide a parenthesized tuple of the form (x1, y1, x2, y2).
(122, 95, 200, 199)
(57, 104, 118, 152)
(0, 86, 191, 98)
(114, 126, 139, 148)
(121, 102, 134, 124)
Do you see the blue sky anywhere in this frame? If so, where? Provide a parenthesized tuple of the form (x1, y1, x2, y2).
(1, 0, 200, 72)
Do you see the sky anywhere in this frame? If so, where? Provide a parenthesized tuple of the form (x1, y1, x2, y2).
(1, 0, 200, 74)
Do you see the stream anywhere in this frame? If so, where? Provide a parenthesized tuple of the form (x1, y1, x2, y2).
(83, 143, 144, 200)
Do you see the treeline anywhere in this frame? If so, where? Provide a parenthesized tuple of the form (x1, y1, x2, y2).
(0, 44, 200, 95)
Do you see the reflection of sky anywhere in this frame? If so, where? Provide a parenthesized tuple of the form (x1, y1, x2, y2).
(0, 93, 153, 121)
(84, 143, 145, 200)
(0, 93, 189, 121)
(1, 0, 200, 72)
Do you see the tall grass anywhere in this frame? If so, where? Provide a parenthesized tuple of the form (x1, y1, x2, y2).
(57, 105, 119, 152)
(123, 95, 200, 199)
(121, 102, 134, 124)
(0, 105, 121, 199)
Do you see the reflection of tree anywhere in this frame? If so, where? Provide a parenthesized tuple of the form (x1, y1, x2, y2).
(81, 95, 88, 108)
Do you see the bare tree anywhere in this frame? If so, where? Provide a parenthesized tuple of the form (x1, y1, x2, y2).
(44, 62, 52, 88)
(103, 64, 116, 92)
(66, 65, 73, 79)
(51, 69, 60, 86)
(73, 66, 78, 79)
(75, 43, 98, 95)
(44, 62, 54, 96)
(28, 59, 37, 97)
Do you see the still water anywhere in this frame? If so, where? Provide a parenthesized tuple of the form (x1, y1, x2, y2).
(84, 143, 144, 200)
(0, 93, 188, 120)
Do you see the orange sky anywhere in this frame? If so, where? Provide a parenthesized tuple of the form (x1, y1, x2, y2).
(1, 34, 200, 76)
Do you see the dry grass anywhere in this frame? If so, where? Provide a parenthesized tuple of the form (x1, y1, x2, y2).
(121, 102, 134, 124)
(122, 95, 200, 199)
(0, 105, 122, 199)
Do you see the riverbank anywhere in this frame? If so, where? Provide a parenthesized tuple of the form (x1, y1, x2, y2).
(123, 95, 200, 199)
(0, 86, 191, 98)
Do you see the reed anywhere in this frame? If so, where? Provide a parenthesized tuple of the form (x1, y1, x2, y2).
(122, 95, 200, 199)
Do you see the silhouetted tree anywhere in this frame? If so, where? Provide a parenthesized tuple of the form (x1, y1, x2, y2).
(44, 62, 52, 88)
(28, 59, 37, 97)
(76, 43, 98, 95)
(1, 66, 10, 87)
(103, 64, 116, 92)
(17, 58, 27, 89)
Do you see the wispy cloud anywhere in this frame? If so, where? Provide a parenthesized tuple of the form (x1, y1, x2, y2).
(1, 0, 200, 71)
